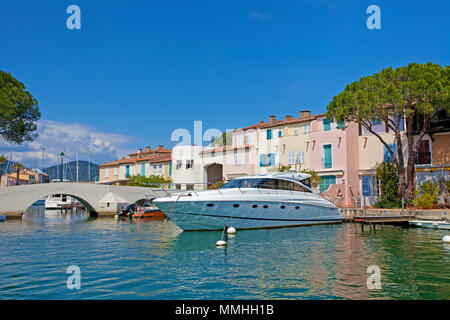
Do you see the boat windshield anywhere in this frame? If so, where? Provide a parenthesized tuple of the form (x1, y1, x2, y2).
(221, 178, 312, 192)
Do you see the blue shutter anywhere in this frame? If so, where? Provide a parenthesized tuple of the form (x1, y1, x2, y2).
(323, 119, 331, 131)
(268, 153, 275, 166)
(260, 154, 267, 167)
(267, 129, 272, 140)
(141, 163, 145, 176)
(278, 130, 282, 137)
(362, 176, 371, 196)
(323, 145, 332, 168)
(126, 165, 130, 177)
(383, 144, 396, 162)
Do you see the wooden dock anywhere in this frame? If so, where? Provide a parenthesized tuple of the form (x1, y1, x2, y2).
(352, 209, 416, 230)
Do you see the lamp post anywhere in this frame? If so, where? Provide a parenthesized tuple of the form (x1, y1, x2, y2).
(60, 152, 64, 182)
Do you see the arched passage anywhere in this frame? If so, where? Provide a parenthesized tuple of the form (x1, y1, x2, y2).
(204, 163, 223, 185)
(23, 193, 97, 217)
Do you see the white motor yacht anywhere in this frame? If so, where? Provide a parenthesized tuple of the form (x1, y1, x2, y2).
(45, 194, 75, 210)
(153, 173, 344, 231)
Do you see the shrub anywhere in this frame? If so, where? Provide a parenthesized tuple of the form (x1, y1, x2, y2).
(411, 181, 440, 209)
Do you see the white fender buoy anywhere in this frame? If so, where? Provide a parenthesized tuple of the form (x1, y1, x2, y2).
(216, 240, 227, 247)
(0, 214, 5, 222)
(114, 215, 119, 219)
(227, 226, 236, 234)
(443, 235, 450, 243)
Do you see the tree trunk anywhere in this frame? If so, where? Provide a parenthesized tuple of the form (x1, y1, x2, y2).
(16, 169, 19, 185)
(395, 132, 406, 199)
(406, 116, 416, 200)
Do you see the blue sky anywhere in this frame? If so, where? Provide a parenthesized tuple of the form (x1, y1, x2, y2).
(0, 0, 448, 167)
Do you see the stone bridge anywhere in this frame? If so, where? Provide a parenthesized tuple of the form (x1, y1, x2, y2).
(0, 183, 173, 218)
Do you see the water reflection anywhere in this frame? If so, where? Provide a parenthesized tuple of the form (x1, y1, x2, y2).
(0, 215, 449, 299)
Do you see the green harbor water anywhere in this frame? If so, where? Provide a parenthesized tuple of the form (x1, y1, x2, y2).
(0, 206, 449, 300)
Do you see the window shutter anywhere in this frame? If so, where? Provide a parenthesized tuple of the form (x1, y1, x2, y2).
(260, 154, 267, 167)
(362, 176, 371, 196)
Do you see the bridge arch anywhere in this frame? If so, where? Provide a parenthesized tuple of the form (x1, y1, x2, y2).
(23, 193, 97, 216)
(0, 183, 173, 218)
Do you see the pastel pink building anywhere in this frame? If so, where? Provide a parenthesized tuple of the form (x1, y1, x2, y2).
(309, 115, 360, 207)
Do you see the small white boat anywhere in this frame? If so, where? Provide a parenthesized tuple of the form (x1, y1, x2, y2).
(45, 194, 76, 209)
(409, 220, 450, 230)
(153, 172, 344, 231)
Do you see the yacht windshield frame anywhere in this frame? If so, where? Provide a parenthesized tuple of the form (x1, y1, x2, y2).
(221, 177, 312, 193)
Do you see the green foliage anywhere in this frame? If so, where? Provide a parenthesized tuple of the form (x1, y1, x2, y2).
(446, 180, 450, 192)
(208, 181, 224, 190)
(300, 169, 322, 189)
(411, 181, 440, 209)
(211, 131, 233, 146)
(0, 71, 40, 143)
(126, 174, 172, 187)
(375, 160, 400, 208)
(276, 164, 292, 172)
(374, 198, 402, 209)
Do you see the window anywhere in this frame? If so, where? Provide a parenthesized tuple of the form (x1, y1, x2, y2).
(141, 163, 145, 176)
(186, 160, 194, 169)
(259, 153, 275, 167)
(323, 119, 331, 131)
(245, 133, 251, 145)
(288, 151, 296, 165)
(293, 183, 311, 193)
(337, 121, 345, 129)
(114, 167, 118, 176)
(186, 184, 194, 190)
(415, 140, 431, 164)
(268, 153, 275, 167)
(153, 165, 157, 169)
(159, 164, 163, 169)
(278, 130, 282, 138)
(176, 160, 182, 170)
(297, 151, 305, 164)
(104, 168, 109, 178)
(267, 129, 272, 140)
(372, 120, 382, 126)
(260, 154, 267, 167)
(304, 124, 311, 134)
(383, 144, 396, 162)
(294, 129, 299, 136)
(322, 144, 332, 168)
(362, 175, 371, 196)
(235, 152, 243, 165)
(319, 175, 336, 193)
(236, 134, 244, 146)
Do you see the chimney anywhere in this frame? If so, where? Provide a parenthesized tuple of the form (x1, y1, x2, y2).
(144, 146, 151, 152)
(299, 110, 311, 118)
(269, 115, 276, 123)
(158, 144, 163, 149)
(138, 148, 142, 154)
(285, 115, 293, 121)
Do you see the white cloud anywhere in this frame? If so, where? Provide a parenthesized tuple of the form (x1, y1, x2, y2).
(0, 119, 134, 168)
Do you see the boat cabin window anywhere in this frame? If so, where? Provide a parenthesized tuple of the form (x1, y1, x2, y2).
(301, 178, 311, 188)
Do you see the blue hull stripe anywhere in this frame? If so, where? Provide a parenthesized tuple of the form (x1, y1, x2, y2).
(170, 211, 343, 222)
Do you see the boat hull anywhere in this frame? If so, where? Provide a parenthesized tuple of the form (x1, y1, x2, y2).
(153, 198, 343, 231)
(409, 220, 450, 230)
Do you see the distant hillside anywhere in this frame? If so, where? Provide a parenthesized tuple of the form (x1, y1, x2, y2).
(43, 160, 99, 182)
